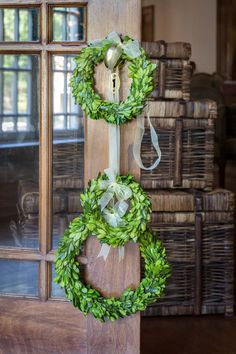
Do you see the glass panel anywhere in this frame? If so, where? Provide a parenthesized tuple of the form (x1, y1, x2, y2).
(50, 262, 85, 298)
(51, 263, 66, 298)
(0, 8, 40, 42)
(51, 6, 85, 42)
(0, 259, 38, 295)
(52, 55, 84, 249)
(0, 55, 39, 248)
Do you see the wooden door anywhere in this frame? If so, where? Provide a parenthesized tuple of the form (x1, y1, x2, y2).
(0, 1, 141, 353)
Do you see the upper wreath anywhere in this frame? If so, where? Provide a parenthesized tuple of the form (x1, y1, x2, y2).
(70, 32, 156, 125)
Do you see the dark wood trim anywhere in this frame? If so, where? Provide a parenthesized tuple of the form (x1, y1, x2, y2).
(0, 3, 42, 8)
(0, 248, 43, 260)
(217, 0, 234, 80)
(159, 61, 165, 97)
(39, 260, 48, 300)
(0, 44, 86, 51)
(0, 0, 87, 4)
(0, 247, 87, 263)
(194, 212, 202, 315)
(174, 118, 183, 187)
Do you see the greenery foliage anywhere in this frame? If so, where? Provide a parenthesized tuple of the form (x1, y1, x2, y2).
(54, 214, 171, 322)
(70, 35, 156, 124)
(80, 173, 152, 246)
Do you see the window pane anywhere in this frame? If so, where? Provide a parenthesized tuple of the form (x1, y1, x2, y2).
(0, 259, 38, 296)
(51, 263, 66, 298)
(0, 8, 40, 42)
(18, 72, 29, 113)
(0, 55, 39, 248)
(51, 6, 86, 42)
(50, 262, 85, 298)
(52, 55, 84, 249)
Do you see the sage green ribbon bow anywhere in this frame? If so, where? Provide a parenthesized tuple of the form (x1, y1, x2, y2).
(98, 168, 132, 227)
(89, 31, 141, 60)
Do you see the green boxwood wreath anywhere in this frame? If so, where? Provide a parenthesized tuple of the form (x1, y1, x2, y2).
(69, 35, 156, 125)
(80, 173, 152, 246)
(54, 214, 171, 322)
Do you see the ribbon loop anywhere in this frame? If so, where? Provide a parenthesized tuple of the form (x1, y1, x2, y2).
(89, 32, 141, 60)
(97, 243, 125, 262)
(133, 105, 162, 170)
(98, 168, 132, 219)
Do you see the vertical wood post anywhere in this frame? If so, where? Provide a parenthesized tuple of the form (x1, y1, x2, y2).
(194, 196, 203, 315)
(85, 1, 141, 353)
(174, 118, 183, 187)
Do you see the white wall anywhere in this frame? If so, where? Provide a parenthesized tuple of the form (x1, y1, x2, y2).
(142, 0, 217, 73)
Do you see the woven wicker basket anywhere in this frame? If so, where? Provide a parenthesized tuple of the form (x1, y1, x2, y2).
(142, 41, 192, 100)
(18, 180, 67, 215)
(53, 141, 84, 189)
(142, 41, 191, 59)
(140, 100, 217, 190)
(150, 59, 191, 100)
(18, 180, 83, 215)
(16, 213, 80, 249)
(142, 189, 234, 317)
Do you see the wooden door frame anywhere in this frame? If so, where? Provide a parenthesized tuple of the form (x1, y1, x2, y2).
(0, 1, 141, 353)
(0, 0, 88, 303)
(217, 0, 234, 80)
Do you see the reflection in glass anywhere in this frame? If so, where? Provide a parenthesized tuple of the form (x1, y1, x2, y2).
(0, 259, 38, 295)
(51, 263, 66, 298)
(52, 55, 84, 249)
(0, 55, 39, 248)
(52, 7, 85, 42)
(0, 8, 40, 42)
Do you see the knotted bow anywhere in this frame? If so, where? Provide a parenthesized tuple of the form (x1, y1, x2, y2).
(98, 168, 132, 227)
(89, 31, 141, 60)
(102, 200, 128, 228)
(97, 168, 131, 262)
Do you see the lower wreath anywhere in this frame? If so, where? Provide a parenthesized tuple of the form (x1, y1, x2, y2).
(54, 214, 171, 322)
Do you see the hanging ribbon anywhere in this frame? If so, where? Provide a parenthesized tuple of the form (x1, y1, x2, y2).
(89, 31, 141, 61)
(108, 68, 120, 175)
(97, 244, 125, 262)
(133, 105, 162, 170)
(97, 64, 130, 261)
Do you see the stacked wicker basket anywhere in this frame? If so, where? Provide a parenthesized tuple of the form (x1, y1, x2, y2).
(141, 40, 235, 316)
(15, 141, 84, 249)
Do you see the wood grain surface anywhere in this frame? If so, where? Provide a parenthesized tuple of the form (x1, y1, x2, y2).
(0, 298, 87, 354)
(85, 1, 141, 353)
(0, 0, 142, 353)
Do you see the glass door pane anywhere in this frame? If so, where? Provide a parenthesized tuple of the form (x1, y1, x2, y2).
(50, 6, 86, 42)
(0, 259, 39, 295)
(0, 7, 40, 42)
(51, 55, 84, 250)
(0, 54, 39, 248)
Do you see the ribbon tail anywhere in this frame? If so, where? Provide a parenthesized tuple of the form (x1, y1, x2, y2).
(108, 68, 120, 175)
(133, 107, 161, 170)
(116, 185, 132, 201)
(114, 200, 128, 217)
(108, 124, 120, 176)
(97, 244, 111, 261)
(98, 191, 114, 211)
(118, 246, 125, 262)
